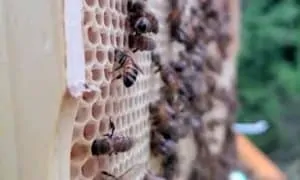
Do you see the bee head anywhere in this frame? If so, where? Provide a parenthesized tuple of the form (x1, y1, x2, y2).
(91, 139, 111, 155)
(170, 61, 186, 73)
(135, 17, 150, 33)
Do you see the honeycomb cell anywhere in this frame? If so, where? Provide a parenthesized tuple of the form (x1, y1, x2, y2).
(119, 16, 124, 29)
(75, 105, 90, 123)
(91, 102, 104, 120)
(112, 14, 118, 29)
(85, 0, 96, 7)
(109, 0, 115, 9)
(83, 11, 93, 25)
(116, 0, 121, 12)
(110, 33, 116, 47)
(87, 27, 99, 44)
(104, 68, 112, 82)
(85, 49, 94, 65)
(96, 49, 106, 64)
(83, 120, 98, 141)
(71, 164, 80, 179)
(82, 90, 98, 104)
(91, 66, 103, 82)
(98, 0, 108, 8)
(105, 100, 113, 115)
(121, 0, 127, 13)
(104, 10, 112, 27)
(100, 85, 109, 99)
(123, 34, 128, 47)
(100, 31, 109, 45)
(95, 11, 103, 26)
(107, 49, 114, 64)
(72, 125, 83, 141)
(116, 35, 122, 47)
(81, 157, 98, 178)
(71, 142, 89, 162)
(99, 118, 109, 133)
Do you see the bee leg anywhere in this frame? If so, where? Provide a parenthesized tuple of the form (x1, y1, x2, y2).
(109, 118, 116, 137)
(132, 48, 139, 53)
(112, 74, 122, 82)
(114, 65, 123, 71)
(102, 171, 117, 179)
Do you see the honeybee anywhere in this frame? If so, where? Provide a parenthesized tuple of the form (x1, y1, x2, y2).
(113, 49, 143, 88)
(127, 1, 159, 34)
(150, 130, 177, 157)
(162, 152, 179, 180)
(101, 163, 146, 180)
(160, 66, 190, 102)
(129, 34, 156, 52)
(91, 119, 134, 156)
(150, 52, 162, 73)
(149, 100, 176, 124)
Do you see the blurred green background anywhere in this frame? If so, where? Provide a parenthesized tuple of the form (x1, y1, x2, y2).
(237, 0, 300, 177)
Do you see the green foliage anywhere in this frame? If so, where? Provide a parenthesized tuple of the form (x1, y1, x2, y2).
(237, 0, 300, 153)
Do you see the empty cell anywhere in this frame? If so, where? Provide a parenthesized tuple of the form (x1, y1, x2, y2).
(85, 0, 96, 7)
(100, 85, 109, 99)
(110, 33, 116, 46)
(95, 11, 103, 26)
(70, 164, 80, 179)
(82, 90, 98, 104)
(81, 157, 98, 178)
(91, 102, 103, 120)
(96, 49, 106, 63)
(75, 106, 90, 123)
(121, 0, 126, 13)
(87, 27, 99, 44)
(109, 0, 115, 9)
(103, 10, 112, 27)
(70, 142, 89, 162)
(83, 11, 93, 25)
(104, 68, 112, 82)
(85, 68, 92, 82)
(116, 35, 122, 47)
(105, 101, 113, 115)
(72, 126, 83, 140)
(112, 13, 118, 29)
(91, 66, 103, 82)
(100, 31, 109, 45)
(108, 49, 114, 64)
(85, 49, 94, 65)
(98, 0, 108, 8)
(119, 17, 124, 29)
(83, 120, 97, 141)
(123, 35, 128, 47)
(116, 0, 121, 12)
(113, 101, 119, 114)
(99, 118, 109, 133)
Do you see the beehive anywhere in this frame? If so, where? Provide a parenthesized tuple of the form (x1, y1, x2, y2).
(0, 0, 240, 179)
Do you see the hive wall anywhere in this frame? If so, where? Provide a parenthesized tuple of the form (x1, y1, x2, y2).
(0, 0, 240, 180)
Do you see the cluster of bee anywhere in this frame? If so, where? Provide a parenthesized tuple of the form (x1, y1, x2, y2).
(147, 0, 248, 180)
(112, 0, 159, 88)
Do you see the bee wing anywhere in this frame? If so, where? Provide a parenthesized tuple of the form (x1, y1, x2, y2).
(133, 62, 144, 74)
(119, 163, 147, 180)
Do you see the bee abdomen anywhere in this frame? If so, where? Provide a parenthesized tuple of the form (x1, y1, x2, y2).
(123, 68, 138, 87)
(112, 136, 134, 152)
(91, 138, 112, 155)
